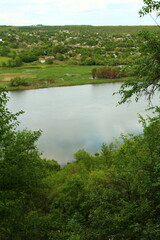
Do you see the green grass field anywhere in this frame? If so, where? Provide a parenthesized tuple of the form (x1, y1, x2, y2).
(0, 64, 128, 90)
(0, 57, 11, 66)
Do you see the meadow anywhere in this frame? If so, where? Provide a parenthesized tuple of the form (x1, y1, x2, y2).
(0, 63, 128, 90)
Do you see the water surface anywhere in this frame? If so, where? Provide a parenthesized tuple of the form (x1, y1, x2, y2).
(8, 83, 159, 165)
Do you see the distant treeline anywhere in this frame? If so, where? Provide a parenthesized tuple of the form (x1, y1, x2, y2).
(0, 25, 158, 34)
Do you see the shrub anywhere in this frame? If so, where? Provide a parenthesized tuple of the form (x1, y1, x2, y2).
(1, 62, 6, 67)
(7, 56, 23, 67)
(9, 77, 29, 87)
(45, 58, 53, 64)
(19, 52, 38, 63)
(92, 66, 126, 79)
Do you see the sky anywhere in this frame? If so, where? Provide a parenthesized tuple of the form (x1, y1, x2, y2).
(0, 0, 159, 26)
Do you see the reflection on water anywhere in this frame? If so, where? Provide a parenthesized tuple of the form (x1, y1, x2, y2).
(8, 83, 159, 165)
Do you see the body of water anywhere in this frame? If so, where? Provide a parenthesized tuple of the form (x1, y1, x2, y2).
(8, 83, 159, 165)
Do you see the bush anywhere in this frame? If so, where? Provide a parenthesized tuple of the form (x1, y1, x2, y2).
(7, 56, 23, 67)
(56, 53, 64, 61)
(1, 62, 6, 67)
(92, 66, 126, 79)
(9, 77, 29, 87)
(19, 52, 38, 63)
(45, 58, 53, 64)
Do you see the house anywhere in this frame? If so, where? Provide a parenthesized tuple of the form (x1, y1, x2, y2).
(39, 56, 55, 63)
(39, 58, 46, 63)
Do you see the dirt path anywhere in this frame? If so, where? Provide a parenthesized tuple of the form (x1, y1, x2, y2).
(0, 73, 36, 82)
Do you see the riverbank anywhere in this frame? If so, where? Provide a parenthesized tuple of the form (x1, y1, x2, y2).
(0, 64, 131, 91)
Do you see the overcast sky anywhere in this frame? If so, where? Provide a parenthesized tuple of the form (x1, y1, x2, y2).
(0, 0, 159, 26)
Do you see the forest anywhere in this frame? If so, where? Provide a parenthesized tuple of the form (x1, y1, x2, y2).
(1, 88, 160, 240)
(0, 0, 160, 239)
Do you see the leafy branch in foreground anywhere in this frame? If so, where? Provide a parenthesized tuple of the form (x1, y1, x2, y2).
(0, 89, 24, 148)
(0, 89, 55, 240)
(139, 0, 160, 17)
(117, 30, 160, 104)
(117, 0, 160, 104)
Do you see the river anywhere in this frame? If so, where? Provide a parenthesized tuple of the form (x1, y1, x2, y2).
(8, 83, 159, 165)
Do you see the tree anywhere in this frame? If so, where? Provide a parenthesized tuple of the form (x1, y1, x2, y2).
(0, 46, 10, 57)
(117, 1, 160, 104)
(45, 58, 53, 64)
(19, 51, 38, 63)
(14, 56, 23, 66)
(118, 30, 160, 103)
(56, 53, 64, 61)
(0, 89, 48, 239)
(92, 67, 125, 79)
(7, 56, 23, 67)
(9, 77, 29, 87)
(139, 0, 160, 17)
(44, 110, 160, 240)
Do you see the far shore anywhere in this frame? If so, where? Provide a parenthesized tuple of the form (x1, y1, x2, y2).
(0, 64, 131, 91)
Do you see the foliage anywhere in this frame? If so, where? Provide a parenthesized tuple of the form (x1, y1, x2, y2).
(19, 51, 38, 63)
(1, 87, 160, 239)
(9, 77, 29, 87)
(55, 52, 64, 61)
(139, 0, 160, 17)
(0, 25, 158, 91)
(92, 66, 126, 79)
(116, 0, 160, 104)
(0, 46, 10, 57)
(0, 90, 22, 141)
(45, 58, 53, 64)
(0, 57, 11, 67)
(37, 107, 160, 240)
(7, 56, 23, 67)
(1, 2, 160, 238)
(0, 65, 129, 90)
(0, 25, 157, 69)
(117, 29, 160, 104)
(0, 89, 60, 239)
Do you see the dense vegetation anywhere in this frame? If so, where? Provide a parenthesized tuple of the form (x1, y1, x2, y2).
(118, 30, 160, 104)
(92, 66, 126, 79)
(1, 89, 160, 240)
(0, 1, 160, 239)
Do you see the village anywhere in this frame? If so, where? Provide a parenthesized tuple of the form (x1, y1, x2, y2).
(0, 25, 157, 89)
(0, 25, 148, 67)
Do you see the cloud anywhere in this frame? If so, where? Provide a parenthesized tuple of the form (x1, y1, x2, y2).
(1, 0, 153, 26)
(24, 0, 144, 12)
(28, 0, 54, 2)
(1, 0, 144, 15)
(0, 13, 13, 18)
(57, 0, 107, 12)
(56, 0, 143, 12)
(0, 13, 30, 25)
(19, 4, 51, 15)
